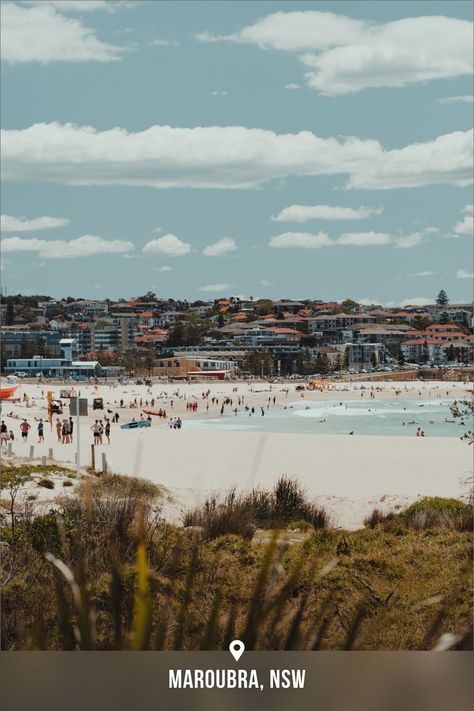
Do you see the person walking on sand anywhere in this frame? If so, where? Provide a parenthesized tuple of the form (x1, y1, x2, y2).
(56, 418, 62, 442)
(416, 427, 421, 437)
(69, 417, 74, 442)
(37, 419, 44, 443)
(20, 419, 31, 442)
(91, 420, 101, 445)
(105, 420, 111, 445)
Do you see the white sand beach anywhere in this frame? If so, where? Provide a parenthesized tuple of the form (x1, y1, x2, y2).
(1, 379, 472, 529)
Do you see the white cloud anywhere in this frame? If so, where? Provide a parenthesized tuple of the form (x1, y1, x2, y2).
(211, 90, 228, 96)
(152, 226, 163, 233)
(21, 1, 136, 11)
(457, 268, 473, 279)
(454, 214, 474, 235)
(269, 232, 332, 249)
(346, 130, 473, 190)
(3, 122, 470, 191)
(1, 214, 70, 231)
(406, 271, 437, 277)
(394, 232, 426, 249)
(273, 204, 383, 222)
(142, 233, 191, 257)
(197, 11, 472, 95)
(337, 231, 391, 246)
(463, 204, 473, 213)
(436, 95, 474, 105)
(203, 237, 237, 257)
(150, 38, 179, 47)
(285, 83, 301, 90)
(2, 234, 134, 259)
(260, 280, 273, 286)
(359, 297, 436, 308)
(152, 265, 172, 272)
(21, 1, 111, 11)
(399, 297, 433, 307)
(198, 283, 232, 292)
(1, 3, 126, 64)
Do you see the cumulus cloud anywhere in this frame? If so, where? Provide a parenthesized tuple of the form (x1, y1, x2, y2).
(197, 11, 473, 95)
(345, 130, 473, 190)
(337, 231, 391, 246)
(399, 297, 433, 307)
(3, 122, 471, 191)
(1, 3, 126, 63)
(20, 1, 135, 11)
(2, 234, 134, 259)
(211, 90, 228, 96)
(457, 268, 473, 279)
(203, 237, 237, 257)
(269, 232, 332, 249)
(152, 265, 172, 272)
(1, 214, 70, 231)
(142, 233, 191, 257)
(198, 283, 232, 292)
(273, 204, 383, 222)
(406, 271, 438, 277)
(20, 1, 111, 10)
(269, 228, 433, 249)
(454, 213, 474, 235)
(150, 38, 179, 47)
(394, 232, 426, 249)
(285, 83, 301, 90)
(436, 95, 474, 105)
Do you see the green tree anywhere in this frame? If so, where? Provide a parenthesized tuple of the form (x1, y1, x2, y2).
(137, 292, 157, 303)
(6, 301, 14, 325)
(244, 349, 273, 377)
(412, 316, 431, 331)
(295, 348, 313, 375)
(440, 311, 450, 324)
(397, 346, 405, 366)
(446, 344, 455, 362)
(340, 299, 360, 314)
(370, 352, 378, 369)
(0, 466, 31, 542)
(255, 299, 273, 316)
(314, 353, 330, 374)
(167, 321, 185, 347)
(343, 347, 350, 369)
(421, 341, 430, 364)
(436, 290, 449, 307)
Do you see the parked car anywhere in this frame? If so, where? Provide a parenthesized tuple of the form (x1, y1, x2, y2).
(93, 398, 104, 410)
(49, 400, 63, 414)
(15, 371, 28, 378)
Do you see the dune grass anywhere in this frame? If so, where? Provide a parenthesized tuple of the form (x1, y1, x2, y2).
(364, 497, 473, 532)
(0, 471, 472, 651)
(182, 476, 332, 540)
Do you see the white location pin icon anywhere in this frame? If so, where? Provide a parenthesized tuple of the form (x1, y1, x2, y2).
(229, 639, 245, 662)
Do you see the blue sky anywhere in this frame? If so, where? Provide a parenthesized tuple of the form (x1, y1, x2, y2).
(1, 0, 473, 305)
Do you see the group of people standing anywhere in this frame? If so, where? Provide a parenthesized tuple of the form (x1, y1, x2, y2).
(91, 419, 111, 445)
(55, 417, 74, 444)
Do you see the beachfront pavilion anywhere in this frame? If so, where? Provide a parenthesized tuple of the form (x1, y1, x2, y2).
(154, 354, 237, 379)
